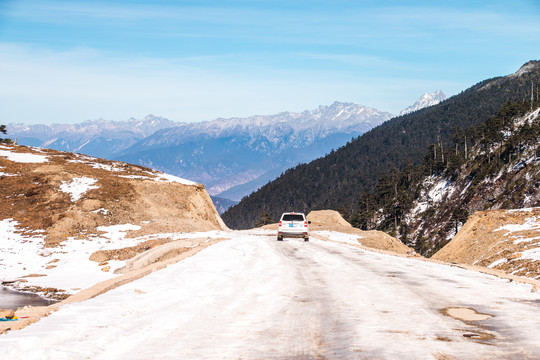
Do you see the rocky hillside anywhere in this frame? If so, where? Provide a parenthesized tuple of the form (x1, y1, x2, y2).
(349, 100, 539, 256)
(433, 208, 540, 280)
(0, 144, 227, 297)
(0, 144, 226, 242)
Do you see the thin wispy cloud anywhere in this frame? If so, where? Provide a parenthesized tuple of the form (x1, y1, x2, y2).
(0, 0, 538, 123)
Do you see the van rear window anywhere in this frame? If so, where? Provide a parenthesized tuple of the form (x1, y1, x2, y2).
(282, 214, 304, 221)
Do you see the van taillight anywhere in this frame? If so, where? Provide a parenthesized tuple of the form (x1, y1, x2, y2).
(279, 221, 282, 227)
(304, 221, 307, 227)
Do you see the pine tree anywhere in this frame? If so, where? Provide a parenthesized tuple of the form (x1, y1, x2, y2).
(255, 211, 275, 227)
(0, 124, 10, 143)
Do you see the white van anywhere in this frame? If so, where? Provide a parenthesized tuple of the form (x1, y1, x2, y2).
(277, 212, 310, 241)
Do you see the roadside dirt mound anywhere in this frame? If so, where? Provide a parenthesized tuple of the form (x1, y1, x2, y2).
(307, 210, 411, 254)
(0, 144, 227, 245)
(262, 210, 411, 254)
(306, 209, 353, 230)
(433, 208, 540, 280)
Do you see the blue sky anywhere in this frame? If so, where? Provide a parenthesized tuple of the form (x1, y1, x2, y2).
(1, 0, 539, 124)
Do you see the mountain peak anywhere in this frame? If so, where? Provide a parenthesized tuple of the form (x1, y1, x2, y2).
(400, 90, 447, 116)
(511, 60, 540, 78)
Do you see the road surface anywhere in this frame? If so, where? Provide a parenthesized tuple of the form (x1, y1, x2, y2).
(2, 231, 540, 359)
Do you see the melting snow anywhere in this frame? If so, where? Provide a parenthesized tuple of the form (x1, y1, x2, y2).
(0, 219, 47, 282)
(488, 258, 508, 268)
(427, 178, 455, 203)
(0, 148, 49, 163)
(0, 216, 228, 293)
(494, 216, 540, 233)
(89, 163, 122, 172)
(59, 177, 99, 201)
(313, 230, 363, 245)
(96, 224, 142, 241)
(153, 172, 198, 186)
(521, 248, 540, 261)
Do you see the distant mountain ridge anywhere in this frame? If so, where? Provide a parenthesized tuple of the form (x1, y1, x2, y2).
(8, 115, 176, 159)
(115, 101, 395, 197)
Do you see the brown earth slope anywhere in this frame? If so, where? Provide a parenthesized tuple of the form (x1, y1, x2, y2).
(433, 208, 540, 280)
(0, 144, 227, 245)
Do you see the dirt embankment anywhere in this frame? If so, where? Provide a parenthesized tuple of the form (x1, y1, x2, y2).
(263, 210, 412, 254)
(433, 208, 540, 280)
(0, 144, 227, 245)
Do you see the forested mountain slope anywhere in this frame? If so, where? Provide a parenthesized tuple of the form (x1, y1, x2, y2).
(350, 100, 540, 256)
(223, 61, 540, 229)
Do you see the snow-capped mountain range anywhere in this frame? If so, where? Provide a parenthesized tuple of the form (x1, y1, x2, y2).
(8, 115, 176, 159)
(115, 101, 394, 198)
(7, 92, 445, 207)
(399, 90, 447, 116)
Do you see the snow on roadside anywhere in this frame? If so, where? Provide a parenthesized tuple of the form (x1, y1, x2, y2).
(312, 230, 363, 245)
(0, 219, 231, 294)
(59, 177, 99, 201)
(97, 224, 141, 241)
(0, 147, 49, 163)
(0, 219, 47, 282)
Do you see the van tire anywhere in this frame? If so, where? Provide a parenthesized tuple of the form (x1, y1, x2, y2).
(277, 236, 283, 241)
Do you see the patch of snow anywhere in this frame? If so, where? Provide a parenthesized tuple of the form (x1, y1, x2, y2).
(494, 216, 540, 233)
(520, 247, 540, 261)
(506, 208, 536, 213)
(0, 148, 49, 163)
(118, 172, 197, 185)
(96, 224, 141, 241)
(89, 163, 122, 172)
(460, 181, 472, 195)
(91, 208, 110, 215)
(427, 178, 455, 203)
(488, 258, 508, 268)
(0, 219, 47, 282)
(151, 172, 198, 186)
(410, 200, 428, 217)
(59, 177, 99, 201)
(312, 230, 363, 245)
(514, 236, 540, 244)
(0, 171, 17, 177)
(117, 174, 156, 181)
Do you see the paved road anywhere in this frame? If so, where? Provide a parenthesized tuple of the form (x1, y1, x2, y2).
(2, 232, 540, 359)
